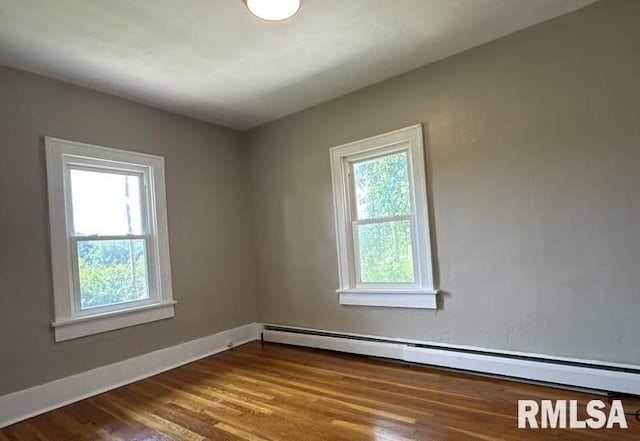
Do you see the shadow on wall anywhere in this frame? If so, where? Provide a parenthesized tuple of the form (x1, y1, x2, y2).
(422, 122, 453, 312)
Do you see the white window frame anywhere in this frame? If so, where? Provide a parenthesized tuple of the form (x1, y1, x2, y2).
(330, 124, 438, 309)
(45, 137, 175, 341)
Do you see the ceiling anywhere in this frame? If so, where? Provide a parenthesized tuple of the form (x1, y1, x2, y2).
(0, 0, 596, 130)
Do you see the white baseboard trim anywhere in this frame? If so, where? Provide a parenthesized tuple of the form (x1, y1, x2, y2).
(261, 325, 640, 395)
(0, 322, 261, 429)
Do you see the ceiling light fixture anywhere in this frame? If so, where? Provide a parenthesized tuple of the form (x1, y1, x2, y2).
(246, 0, 300, 21)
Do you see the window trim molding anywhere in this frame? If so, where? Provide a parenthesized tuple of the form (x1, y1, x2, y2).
(329, 124, 438, 309)
(51, 301, 177, 342)
(45, 137, 175, 341)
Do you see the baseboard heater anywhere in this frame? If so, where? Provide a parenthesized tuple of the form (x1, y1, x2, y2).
(262, 325, 640, 396)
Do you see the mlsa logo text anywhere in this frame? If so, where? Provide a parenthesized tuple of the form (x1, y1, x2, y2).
(518, 399, 628, 429)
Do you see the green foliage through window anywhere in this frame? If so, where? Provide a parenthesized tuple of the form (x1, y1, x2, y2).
(77, 239, 149, 309)
(353, 151, 411, 219)
(352, 152, 415, 283)
(357, 220, 414, 282)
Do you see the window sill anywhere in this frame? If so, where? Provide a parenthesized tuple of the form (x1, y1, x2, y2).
(52, 301, 176, 342)
(337, 290, 438, 309)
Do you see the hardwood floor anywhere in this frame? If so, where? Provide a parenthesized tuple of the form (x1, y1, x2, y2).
(2, 341, 638, 440)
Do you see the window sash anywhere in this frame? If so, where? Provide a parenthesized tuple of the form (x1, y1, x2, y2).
(69, 234, 157, 317)
(351, 215, 420, 288)
(347, 149, 420, 289)
(352, 214, 411, 226)
(64, 158, 150, 176)
(63, 161, 158, 318)
(349, 151, 413, 221)
(71, 234, 149, 241)
(348, 149, 413, 221)
(64, 163, 151, 238)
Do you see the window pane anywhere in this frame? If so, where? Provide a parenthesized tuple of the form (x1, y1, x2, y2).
(70, 169, 143, 235)
(353, 151, 411, 220)
(77, 239, 149, 309)
(356, 220, 415, 283)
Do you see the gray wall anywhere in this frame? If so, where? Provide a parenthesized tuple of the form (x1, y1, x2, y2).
(1, 0, 639, 398)
(246, 0, 640, 365)
(0, 66, 256, 396)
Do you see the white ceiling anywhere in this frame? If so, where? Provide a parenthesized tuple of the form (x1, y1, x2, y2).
(0, 0, 596, 130)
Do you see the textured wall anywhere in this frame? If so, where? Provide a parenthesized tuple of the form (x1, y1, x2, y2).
(246, 0, 640, 364)
(0, 66, 256, 396)
(1, 0, 639, 400)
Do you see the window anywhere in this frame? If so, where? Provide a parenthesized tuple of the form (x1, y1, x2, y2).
(330, 124, 438, 309)
(45, 137, 175, 341)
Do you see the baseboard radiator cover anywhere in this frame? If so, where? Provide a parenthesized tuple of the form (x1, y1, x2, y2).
(0, 322, 262, 429)
(261, 325, 640, 396)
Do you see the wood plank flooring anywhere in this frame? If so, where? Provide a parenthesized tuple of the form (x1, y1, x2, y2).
(2, 341, 639, 440)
